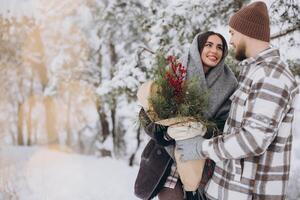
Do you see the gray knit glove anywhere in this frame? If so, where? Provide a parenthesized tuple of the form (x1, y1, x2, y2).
(175, 135, 205, 161)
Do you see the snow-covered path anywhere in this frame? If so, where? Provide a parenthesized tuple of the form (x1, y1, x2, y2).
(0, 146, 139, 200)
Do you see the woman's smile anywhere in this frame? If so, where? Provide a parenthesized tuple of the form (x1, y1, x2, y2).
(201, 34, 223, 73)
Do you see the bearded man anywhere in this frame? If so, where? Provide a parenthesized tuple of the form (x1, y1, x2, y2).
(168, 2, 299, 200)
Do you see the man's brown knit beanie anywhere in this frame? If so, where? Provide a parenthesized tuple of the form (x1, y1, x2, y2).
(229, 1, 270, 42)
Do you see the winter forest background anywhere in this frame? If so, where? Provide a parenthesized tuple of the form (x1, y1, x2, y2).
(0, 0, 299, 199)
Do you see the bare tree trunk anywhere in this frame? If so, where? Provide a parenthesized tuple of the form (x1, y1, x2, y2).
(129, 125, 142, 166)
(98, 107, 110, 142)
(27, 77, 35, 146)
(17, 103, 24, 145)
(111, 98, 117, 148)
(66, 89, 72, 147)
(94, 49, 110, 142)
(108, 39, 118, 151)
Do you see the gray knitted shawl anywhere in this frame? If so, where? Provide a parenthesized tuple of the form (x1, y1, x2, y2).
(181, 33, 238, 120)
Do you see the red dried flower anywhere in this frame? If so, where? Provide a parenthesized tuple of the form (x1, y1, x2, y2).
(165, 56, 187, 102)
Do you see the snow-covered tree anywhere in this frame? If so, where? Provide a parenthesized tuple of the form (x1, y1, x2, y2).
(0, 16, 45, 145)
(0, 0, 101, 154)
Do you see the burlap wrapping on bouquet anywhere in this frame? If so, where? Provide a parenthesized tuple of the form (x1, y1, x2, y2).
(174, 150, 205, 191)
(167, 120, 206, 192)
(137, 81, 206, 191)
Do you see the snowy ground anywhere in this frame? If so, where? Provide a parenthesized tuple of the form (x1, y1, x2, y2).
(0, 146, 139, 200)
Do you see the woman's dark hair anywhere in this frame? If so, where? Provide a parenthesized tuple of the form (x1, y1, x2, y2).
(197, 31, 228, 60)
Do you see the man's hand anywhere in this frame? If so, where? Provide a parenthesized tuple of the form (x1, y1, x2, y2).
(175, 135, 205, 161)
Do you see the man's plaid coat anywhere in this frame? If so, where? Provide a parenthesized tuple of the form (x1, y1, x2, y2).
(200, 48, 299, 200)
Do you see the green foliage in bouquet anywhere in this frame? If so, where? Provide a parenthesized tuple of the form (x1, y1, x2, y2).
(149, 53, 210, 122)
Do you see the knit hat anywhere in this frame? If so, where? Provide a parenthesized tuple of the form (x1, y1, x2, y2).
(229, 1, 270, 42)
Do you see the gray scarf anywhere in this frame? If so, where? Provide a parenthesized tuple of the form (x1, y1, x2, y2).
(181, 33, 238, 120)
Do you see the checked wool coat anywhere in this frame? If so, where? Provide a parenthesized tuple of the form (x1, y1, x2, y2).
(200, 48, 299, 200)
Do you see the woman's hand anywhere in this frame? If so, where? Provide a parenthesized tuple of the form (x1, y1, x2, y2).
(167, 121, 207, 140)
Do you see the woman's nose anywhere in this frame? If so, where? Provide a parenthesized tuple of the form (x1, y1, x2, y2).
(210, 46, 217, 53)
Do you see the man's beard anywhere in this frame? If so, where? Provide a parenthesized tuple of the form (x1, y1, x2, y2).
(235, 42, 247, 61)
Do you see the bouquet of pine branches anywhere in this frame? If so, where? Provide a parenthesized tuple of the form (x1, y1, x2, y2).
(137, 53, 212, 191)
(139, 53, 210, 127)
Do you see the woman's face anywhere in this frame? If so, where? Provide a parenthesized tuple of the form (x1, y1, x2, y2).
(200, 34, 224, 73)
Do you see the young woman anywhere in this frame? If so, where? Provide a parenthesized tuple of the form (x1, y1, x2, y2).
(134, 31, 238, 200)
